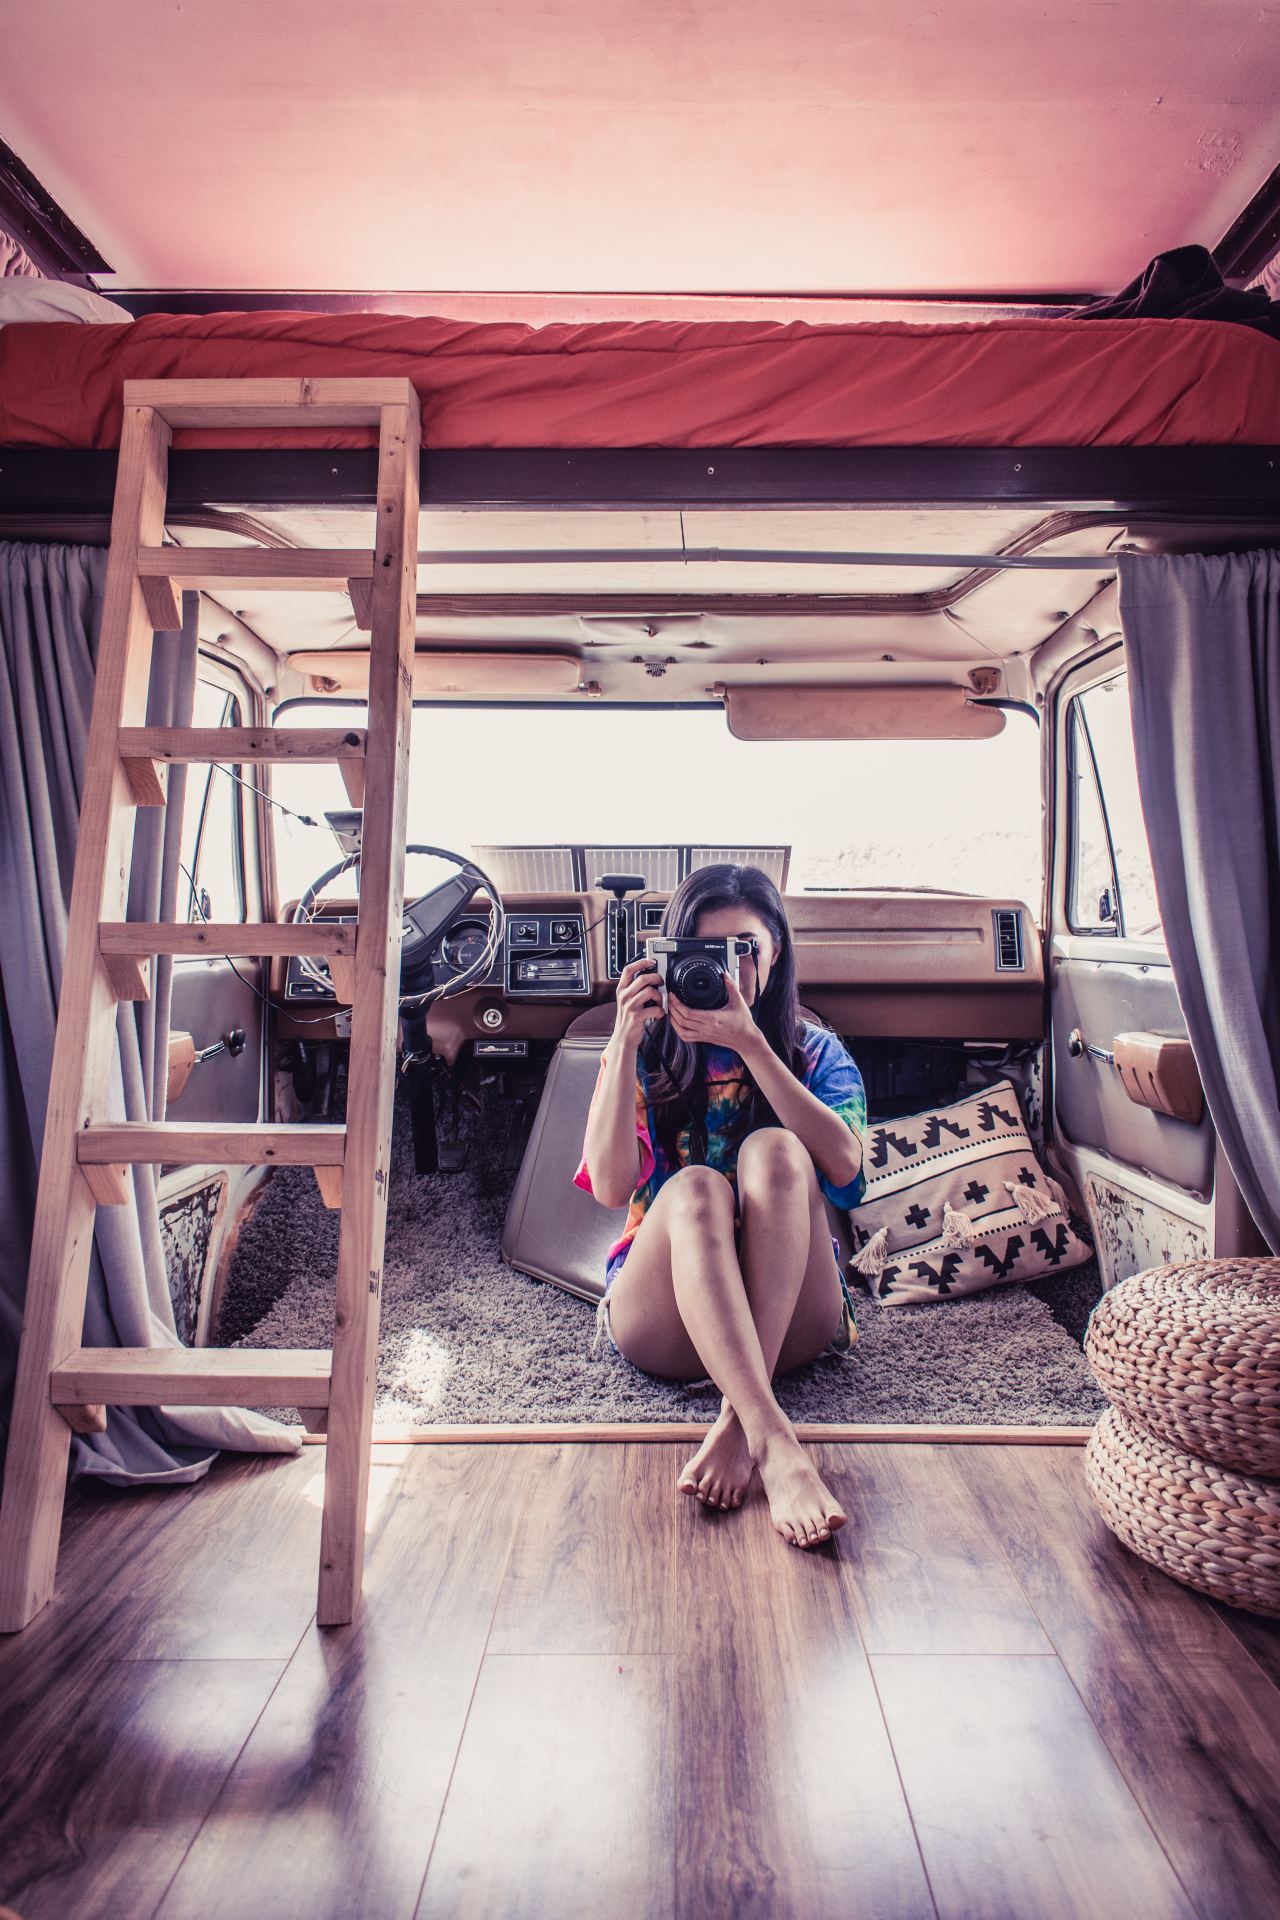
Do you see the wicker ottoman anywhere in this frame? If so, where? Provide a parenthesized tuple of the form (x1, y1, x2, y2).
(1084, 1257, 1280, 1476)
(1082, 1256, 1280, 1616)
(1084, 1406, 1280, 1617)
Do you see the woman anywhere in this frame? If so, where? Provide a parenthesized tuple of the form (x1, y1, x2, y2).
(573, 864, 867, 1550)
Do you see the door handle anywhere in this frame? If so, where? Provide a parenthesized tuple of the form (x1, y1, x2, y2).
(194, 1027, 247, 1066)
(1066, 1028, 1114, 1065)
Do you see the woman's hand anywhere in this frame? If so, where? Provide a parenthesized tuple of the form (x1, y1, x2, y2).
(666, 971, 764, 1061)
(613, 955, 665, 1047)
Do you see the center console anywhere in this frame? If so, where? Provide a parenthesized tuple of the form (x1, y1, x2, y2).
(605, 896, 666, 978)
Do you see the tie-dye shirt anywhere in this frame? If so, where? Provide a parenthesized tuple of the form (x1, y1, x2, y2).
(572, 1022, 868, 1275)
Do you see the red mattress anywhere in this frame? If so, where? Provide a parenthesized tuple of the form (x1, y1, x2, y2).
(1, 311, 1277, 452)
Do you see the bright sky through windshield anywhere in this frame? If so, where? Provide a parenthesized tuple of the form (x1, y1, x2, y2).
(271, 702, 1042, 910)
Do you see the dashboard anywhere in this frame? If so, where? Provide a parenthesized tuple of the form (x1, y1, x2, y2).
(274, 885, 1045, 1062)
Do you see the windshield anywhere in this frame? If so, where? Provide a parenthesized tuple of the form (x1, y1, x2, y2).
(269, 702, 1042, 910)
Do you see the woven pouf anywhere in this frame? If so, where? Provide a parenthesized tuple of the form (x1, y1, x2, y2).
(1083, 1256, 1280, 1477)
(1084, 1405, 1280, 1616)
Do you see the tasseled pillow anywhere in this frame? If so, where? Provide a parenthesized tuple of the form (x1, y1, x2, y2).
(846, 1078, 1092, 1306)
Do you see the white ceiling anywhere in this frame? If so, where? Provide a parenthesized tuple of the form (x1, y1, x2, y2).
(174, 503, 1136, 696)
(3, 0, 1278, 295)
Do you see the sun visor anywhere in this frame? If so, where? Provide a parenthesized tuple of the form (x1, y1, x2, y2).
(722, 684, 1005, 741)
(286, 649, 582, 697)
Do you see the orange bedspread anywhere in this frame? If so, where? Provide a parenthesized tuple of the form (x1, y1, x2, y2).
(1, 310, 1277, 451)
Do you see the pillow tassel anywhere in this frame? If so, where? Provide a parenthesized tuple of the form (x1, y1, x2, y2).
(939, 1201, 980, 1250)
(1005, 1180, 1059, 1224)
(850, 1224, 890, 1282)
(1046, 1175, 1074, 1216)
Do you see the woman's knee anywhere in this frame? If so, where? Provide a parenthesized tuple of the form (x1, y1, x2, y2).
(737, 1127, 815, 1195)
(664, 1163, 736, 1230)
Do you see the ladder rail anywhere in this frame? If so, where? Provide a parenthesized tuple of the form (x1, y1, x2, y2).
(0, 403, 172, 1632)
(318, 396, 420, 1627)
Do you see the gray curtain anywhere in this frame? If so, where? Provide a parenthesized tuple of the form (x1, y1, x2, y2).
(1119, 548, 1280, 1254)
(0, 540, 301, 1482)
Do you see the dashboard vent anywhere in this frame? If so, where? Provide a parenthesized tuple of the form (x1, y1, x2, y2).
(992, 908, 1024, 971)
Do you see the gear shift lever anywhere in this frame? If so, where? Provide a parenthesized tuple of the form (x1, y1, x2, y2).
(596, 872, 646, 902)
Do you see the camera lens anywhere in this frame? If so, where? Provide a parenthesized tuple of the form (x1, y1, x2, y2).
(668, 953, 727, 1009)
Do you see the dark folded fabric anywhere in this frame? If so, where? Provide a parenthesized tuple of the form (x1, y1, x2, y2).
(1066, 244, 1279, 340)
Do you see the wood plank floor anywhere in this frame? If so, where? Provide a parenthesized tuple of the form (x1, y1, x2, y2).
(1, 1440, 1278, 1920)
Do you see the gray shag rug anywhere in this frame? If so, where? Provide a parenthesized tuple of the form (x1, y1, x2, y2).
(215, 1081, 1109, 1428)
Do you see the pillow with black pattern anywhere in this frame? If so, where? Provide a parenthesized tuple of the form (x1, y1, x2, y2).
(846, 1078, 1092, 1307)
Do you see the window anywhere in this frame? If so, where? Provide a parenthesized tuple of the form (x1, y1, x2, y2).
(1066, 672, 1163, 941)
(267, 700, 1044, 911)
(178, 679, 246, 923)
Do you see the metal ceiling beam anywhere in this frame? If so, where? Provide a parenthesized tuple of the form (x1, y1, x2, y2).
(1, 446, 1277, 514)
(1213, 162, 1280, 286)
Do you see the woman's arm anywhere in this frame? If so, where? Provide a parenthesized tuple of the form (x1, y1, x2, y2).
(578, 957, 662, 1207)
(738, 1029, 863, 1188)
(667, 977, 863, 1189)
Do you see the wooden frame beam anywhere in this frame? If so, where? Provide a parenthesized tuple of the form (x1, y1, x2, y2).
(299, 1423, 1092, 1446)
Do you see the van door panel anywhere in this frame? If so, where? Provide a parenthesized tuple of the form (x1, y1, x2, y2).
(1046, 647, 1234, 1289)
(166, 957, 263, 1125)
(1050, 946, 1214, 1198)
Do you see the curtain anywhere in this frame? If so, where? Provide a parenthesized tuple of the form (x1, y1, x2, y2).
(1119, 548, 1280, 1254)
(0, 540, 301, 1482)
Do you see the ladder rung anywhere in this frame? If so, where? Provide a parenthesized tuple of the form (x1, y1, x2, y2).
(123, 375, 418, 427)
(98, 922, 358, 1000)
(77, 1123, 346, 1168)
(100, 922, 356, 959)
(118, 726, 366, 807)
(137, 549, 375, 631)
(51, 1347, 332, 1408)
(138, 546, 375, 588)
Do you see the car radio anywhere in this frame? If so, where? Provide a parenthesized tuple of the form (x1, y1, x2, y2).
(504, 911, 590, 997)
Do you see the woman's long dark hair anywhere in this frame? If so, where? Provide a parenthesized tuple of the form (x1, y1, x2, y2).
(639, 864, 808, 1167)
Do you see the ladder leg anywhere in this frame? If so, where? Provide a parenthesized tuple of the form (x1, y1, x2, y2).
(317, 398, 420, 1626)
(0, 407, 171, 1631)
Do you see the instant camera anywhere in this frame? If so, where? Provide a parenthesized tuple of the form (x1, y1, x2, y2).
(644, 935, 758, 1010)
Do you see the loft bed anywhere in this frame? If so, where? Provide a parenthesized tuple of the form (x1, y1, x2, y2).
(2, 299, 1280, 1635)
(0, 309, 1279, 521)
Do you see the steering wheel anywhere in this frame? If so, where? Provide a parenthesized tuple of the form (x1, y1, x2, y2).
(292, 844, 506, 1003)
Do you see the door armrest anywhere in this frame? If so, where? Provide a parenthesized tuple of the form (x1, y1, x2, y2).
(1113, 1031, 1204, 1125)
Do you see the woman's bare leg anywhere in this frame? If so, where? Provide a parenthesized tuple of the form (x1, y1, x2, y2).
(605, 1150, 847, 1547)
(679, 1131, 846, 1535)
(606, 1167, 794, 1457)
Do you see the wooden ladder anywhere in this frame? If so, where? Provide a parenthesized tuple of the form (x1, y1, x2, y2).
(0, 377, 420, 1632)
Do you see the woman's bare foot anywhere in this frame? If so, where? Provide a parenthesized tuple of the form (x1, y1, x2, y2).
(751, 1427, 847, 1548)
(677, 1401, 755, 1511)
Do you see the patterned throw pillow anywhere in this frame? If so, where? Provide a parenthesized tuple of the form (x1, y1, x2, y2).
(847, 1078, 1092, 1306)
